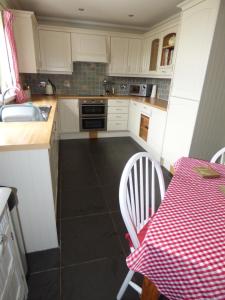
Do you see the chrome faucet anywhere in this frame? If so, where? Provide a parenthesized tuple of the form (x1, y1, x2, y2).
(2, 86, 20, 106)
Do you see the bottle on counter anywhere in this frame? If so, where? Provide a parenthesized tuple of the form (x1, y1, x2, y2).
(23, 84, 31, 101)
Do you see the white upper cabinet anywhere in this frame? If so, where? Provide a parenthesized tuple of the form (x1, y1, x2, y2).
(127, 38, 142, 74)
(13, 10, 40, 73)
(141, 25, 178, 78)
(158, 25, 178, 76)
(39, 29, 72, 74)
(71, 33, 108, 63)
(109, 37, 142, 75)
(141, 37, 152, 74)
(141, 34, 160, 76)
(171, 0, 220, 100)
(109, 37, 129, 74)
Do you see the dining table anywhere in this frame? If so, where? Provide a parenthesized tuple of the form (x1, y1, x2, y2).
(127, 157, 225, 300)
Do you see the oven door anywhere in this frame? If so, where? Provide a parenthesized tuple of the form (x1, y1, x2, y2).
(81, 104, 106, 116)
(81, 117, 106, 131)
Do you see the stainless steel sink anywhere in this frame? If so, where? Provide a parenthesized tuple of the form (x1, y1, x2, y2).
(0, 104, 52, 122)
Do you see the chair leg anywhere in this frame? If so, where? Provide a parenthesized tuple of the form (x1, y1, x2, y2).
(117, 269, 135, 300)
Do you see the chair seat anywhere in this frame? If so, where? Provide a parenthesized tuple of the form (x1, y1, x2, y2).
(125, 220, 151, 248)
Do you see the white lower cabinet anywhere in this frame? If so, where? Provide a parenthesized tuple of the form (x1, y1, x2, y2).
(107, 121, 128, 131)
(128, 101, 141, 136)
(59, 99, 79, 134)
(147, 108, 167, 160)
(0, 206, 28, 300)
(49, 111, 59, 213)
(107, 99, 129, 131)
(162, 97, 199, 167)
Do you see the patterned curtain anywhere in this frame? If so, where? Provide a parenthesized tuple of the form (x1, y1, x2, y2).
(3, 10, 26, 103)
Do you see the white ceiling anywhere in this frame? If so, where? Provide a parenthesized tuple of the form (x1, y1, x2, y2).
(18, 0, 181, 31)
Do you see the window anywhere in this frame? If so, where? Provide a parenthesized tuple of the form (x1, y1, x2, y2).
(0, 11, 13, 97)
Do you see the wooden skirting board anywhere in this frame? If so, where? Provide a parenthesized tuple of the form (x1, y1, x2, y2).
(89, 131, 98, 139)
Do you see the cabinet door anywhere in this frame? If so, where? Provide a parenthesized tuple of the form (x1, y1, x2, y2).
(147, 108, 167, 161)
(0, 209, 26, 300)
(171, 0, 220, 100)
(71, 33, 108, 62)
(158, 25, 178, 76)
(59, 99, 79, 133)
(109, 37, 129, 74)
(39, 30, 72, 73)
(127, 38, 142, 74)
(162, 97, 199, 166)
(141, 35, 161, 76)
(128, 101, 141, 136)
(13, 11, 40, 73)
(49, 116, 59, 212)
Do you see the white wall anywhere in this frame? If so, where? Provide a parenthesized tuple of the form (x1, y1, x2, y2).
(190, 0, 225, 160)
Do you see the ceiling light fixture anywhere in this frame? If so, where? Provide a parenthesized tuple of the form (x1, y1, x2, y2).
(128, 14, 134, 17)
(78, 8, 85, 11)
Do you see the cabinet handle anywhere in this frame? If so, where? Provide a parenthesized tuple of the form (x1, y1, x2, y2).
(0, 234, 7, 257)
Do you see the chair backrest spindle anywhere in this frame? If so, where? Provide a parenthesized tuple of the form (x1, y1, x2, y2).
(211, 147, 225, 164)
(119, 152, 165, 250)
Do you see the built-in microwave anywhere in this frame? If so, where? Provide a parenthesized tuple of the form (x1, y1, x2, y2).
(129, 84, 153, 97)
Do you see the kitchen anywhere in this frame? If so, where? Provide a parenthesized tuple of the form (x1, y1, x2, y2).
(0, 0, 225, 299)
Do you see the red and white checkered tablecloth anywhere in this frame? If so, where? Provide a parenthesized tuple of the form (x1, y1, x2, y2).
(126, 157, 225, 300)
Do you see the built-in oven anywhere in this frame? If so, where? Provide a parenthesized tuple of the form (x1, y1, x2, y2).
(79, 99, 108, 131)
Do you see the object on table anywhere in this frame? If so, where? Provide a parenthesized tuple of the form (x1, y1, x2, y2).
(193, 166, 220, 178)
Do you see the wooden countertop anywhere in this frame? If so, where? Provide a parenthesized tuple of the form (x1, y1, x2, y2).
(0, 94, 167, 152)
(0, 95, 57, 152)
(58, 95, 168, 111)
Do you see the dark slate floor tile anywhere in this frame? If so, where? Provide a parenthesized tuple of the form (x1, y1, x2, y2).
(27, 270, 60, 300)
(110, 212, 130, 256)
(27, 248, 60, 274)
(60, 166, 99, 189)
(61, 213, 123, 266)
(93, 165, 120, 186)
(101, 185, 120, 212)
(61, 257, 140, 300)
(162, 166, 173, 189)
(60, 186, 108, 218)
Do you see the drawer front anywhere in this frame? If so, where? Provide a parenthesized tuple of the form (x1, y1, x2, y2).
(140, 104, 152, 116)
(130, 100, 140, 108)
(108, 106, 129, 114)
(108, 113, 128, 121)
(108, 99, 129, 107)
(107, 120, 128, 131)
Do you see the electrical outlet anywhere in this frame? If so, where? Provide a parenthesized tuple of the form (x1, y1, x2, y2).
(39, 81, 46, 88)
(63, 80, 71, 88)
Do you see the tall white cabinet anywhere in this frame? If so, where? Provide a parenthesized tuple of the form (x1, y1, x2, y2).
(162, 0, 221, 169)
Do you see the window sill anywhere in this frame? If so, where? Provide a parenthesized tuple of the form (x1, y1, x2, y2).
(0, 94, 16, 105)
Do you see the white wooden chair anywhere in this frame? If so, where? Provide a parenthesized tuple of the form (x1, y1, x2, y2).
(210, 147, 225, 164)
(117, 152, 165, 300)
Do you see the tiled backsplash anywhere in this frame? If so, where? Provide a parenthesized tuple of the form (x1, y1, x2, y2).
(21, 62, 171, 100)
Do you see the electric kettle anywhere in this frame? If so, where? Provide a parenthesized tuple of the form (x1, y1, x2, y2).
(45, 79, 56, 95)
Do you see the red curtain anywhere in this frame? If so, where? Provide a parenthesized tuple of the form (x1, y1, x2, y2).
(3, 10, 26, 103)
